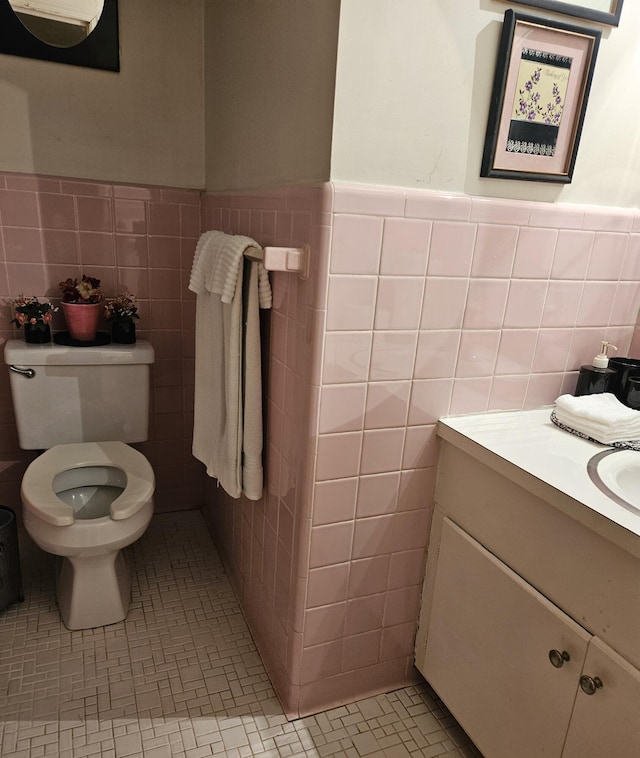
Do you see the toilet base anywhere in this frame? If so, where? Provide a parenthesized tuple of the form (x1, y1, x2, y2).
(56, 550, 131, 630)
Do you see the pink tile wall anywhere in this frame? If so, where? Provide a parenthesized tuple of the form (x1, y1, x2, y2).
(202, 181, 640, 719)
(0, 171, 202, 515)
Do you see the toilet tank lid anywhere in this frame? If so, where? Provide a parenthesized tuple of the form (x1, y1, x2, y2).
(4, 339, 154, 366)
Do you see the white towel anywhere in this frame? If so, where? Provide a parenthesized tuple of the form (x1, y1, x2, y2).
(554, 393, 640, 444)
(189, 231, 272, 499)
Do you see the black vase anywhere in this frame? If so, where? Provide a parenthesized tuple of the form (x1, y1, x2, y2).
(112, 320, 136, 344)
(24, 323, 51, 344)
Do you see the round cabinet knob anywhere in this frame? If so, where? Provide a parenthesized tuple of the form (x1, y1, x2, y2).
(579, 675, 604, 695)
(548, 649, 571, 668)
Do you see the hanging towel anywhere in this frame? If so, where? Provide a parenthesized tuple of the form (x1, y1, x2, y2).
(553, 393, 640, 445)
(189, 231, 272, 500)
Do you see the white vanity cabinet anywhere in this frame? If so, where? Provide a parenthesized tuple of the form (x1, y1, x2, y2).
(415, 415, 640, 758)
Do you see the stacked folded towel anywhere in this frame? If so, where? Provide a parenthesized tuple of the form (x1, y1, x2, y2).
(554, 393, 640, 444)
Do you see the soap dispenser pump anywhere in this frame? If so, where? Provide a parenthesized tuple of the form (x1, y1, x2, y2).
(575, 341, 618, 396)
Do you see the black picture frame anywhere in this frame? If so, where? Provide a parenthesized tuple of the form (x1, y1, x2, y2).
(0, 0, 119, 72)
(481, 10, 601, 184)
(501, 0, 623, 27)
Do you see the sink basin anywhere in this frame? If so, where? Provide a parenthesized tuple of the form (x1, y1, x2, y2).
(588, 449, 640, 514)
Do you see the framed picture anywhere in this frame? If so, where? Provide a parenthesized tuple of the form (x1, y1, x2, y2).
(481, 10, 601, 183)
(499, 1, 623, 27)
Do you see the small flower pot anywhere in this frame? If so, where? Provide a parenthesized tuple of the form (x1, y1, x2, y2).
(24, 324, 51, 344)
(111, 320, 136, 344)
(61, 302, 102, 342)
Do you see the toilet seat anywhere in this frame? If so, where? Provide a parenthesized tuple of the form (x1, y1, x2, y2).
(21, 442, 155, 527)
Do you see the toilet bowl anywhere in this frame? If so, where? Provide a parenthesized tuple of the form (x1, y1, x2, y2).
(21, 441, 155, 630)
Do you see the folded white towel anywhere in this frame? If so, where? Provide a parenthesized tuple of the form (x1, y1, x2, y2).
(554, 393, 640, 444)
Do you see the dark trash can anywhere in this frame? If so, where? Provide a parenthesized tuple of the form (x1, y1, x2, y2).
(0, 506, 24, 611)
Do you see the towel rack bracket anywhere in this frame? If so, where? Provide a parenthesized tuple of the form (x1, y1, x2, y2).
(263, 244, 310, 279)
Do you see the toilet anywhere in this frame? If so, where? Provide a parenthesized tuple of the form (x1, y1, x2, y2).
(4, 339, 156, 630)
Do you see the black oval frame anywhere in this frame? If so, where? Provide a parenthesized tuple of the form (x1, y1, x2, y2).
(0, 0, 119, 71)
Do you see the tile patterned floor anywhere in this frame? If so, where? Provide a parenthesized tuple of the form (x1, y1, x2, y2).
(0, 511, 481, 758)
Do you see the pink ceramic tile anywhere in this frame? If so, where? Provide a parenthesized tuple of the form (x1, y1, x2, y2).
(369, 331, 418, 381)
(323, 331, 372, 384)
(524, 373, 564, 408)
(76, 196, 112, 232)
(349, 556, 390, 599)
(374, 277, 424, 330)
(330, 215, 383, 275)
(387, 549, 425, 590)
(551, 230, 593, 280)
(345, 594, 386, 635)
(414, 330, 460, 379)
(383, 585, 421, 627)
(149, 299, 182, 329)
(541, 281, 583, 327)
(360, 428, 404, 475)
(380, 621, 417, 661)
(582, 208, 634, 233)
(6, 173, 60, 192)
(380, 218, 431, 276)
(309, 522, 354, 568)
(488, 375, 529, 411)
(620, 235, 640, 281)
(364, 381, 411, 429)
(495, 329, 538, 375)
(567, 328, 613, 371)
(420, 277, 468, 330)
(503, 280, 548, 329)
(42, 229, 79, 265)
(586, 232, 628, 281)
(148, 202, 181, 236)
(356, 472, 401, 517)
(6, 262, 47, 296)
(307, 564, 349, 608)
(462, 279, 509, 329)
(0, 189, 40, 227)
(342, 630, 382, 671)
(300, 640, 343, 685)
(114, 199, 147, 234)
(318, 384, 367, 434)
(326, 275, 377, 331)
(148, 236, 181, 268)
(610, 282, 640, 326)
(38, 192, 76, 230)
(404, 190, 471, 222)
(391, 508, 431, 553)
(471, 224, 518, 277)
(316, 432, 363, 481)
(304, 603, 347, 646)
(333, 183, 405, 217)
(407, 378, 453, 425)
(402, 425, 438, 470)
(352, 514, 395, 560)
(396, 468, 434, 512)
(427, 221, 476, 277)
(512, 227, 557, 278)
(115, 235, 149, 268)
(2, 227, 43, 263)
(576, 282, 616, 326)
(79, 232, 116, 267)
(529, 203, 584, 229)
(455, 330, 501, 377)
(470, 198, 531, 226)
(532, 328, 573, 373)
(60, 179, 111, 197)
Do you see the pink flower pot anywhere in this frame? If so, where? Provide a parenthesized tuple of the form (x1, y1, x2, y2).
(61, 302, 102, 342)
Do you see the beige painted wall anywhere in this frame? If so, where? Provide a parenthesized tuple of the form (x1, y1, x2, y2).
(0, 0, 204, 188)
(203, 0, 340, 192)
(331, 0, 640, 208)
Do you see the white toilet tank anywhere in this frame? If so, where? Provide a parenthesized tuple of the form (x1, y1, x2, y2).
(4, 340, 154, 450)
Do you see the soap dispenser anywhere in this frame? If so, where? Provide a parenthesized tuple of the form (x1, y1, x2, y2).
(575, 341, 618, 396)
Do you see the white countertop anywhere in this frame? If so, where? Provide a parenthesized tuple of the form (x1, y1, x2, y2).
(437, 407, 640, 557)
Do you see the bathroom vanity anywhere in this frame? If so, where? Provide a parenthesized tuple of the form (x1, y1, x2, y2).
(414, 409, 640, 758)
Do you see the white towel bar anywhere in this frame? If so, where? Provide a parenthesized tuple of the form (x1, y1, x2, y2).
(245, 244, 310, 279)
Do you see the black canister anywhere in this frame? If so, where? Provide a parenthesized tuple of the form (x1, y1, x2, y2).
(608, 357, 640, 402)
(0, 506, 24, 611)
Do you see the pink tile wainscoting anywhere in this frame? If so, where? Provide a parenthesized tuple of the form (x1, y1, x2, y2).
(201, 181, 640, 719)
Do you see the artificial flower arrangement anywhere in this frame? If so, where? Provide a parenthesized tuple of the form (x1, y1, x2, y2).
(59, 275, 103, 304)
(103, 293, 139, 343)
(9, 294, 57, 332)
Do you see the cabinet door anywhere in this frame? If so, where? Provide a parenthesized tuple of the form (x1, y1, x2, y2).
(420, 518, 591, 758)
(562, 637, 640, 758)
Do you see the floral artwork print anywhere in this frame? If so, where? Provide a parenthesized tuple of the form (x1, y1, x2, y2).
(506, 47, 572, 157)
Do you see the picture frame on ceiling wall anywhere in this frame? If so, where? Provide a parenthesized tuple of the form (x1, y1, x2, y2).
(481, 10, 601, 184)
(499, 0, 623, 28)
